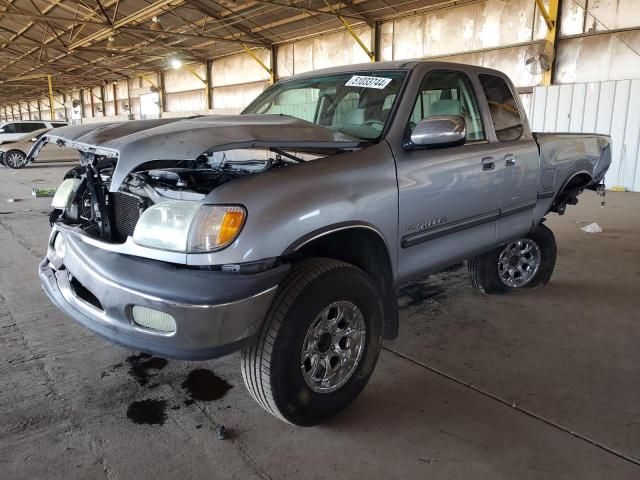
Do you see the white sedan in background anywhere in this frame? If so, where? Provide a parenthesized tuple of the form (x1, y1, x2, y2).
(0, 128, 78, 169)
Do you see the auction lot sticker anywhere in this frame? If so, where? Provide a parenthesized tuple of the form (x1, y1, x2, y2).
(345, 75, 392, 89)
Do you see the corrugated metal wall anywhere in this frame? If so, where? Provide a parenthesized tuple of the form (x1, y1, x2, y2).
(529, 79, 640, 191)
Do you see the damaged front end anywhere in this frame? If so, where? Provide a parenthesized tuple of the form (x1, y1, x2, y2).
(32, 115, 361, 251)
(35, 115, 362, 359)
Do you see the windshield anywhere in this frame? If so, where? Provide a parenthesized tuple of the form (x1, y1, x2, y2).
(243, 71, 407, 141)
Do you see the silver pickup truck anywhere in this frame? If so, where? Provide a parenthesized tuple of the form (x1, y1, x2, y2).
(34, 61, 611, 426)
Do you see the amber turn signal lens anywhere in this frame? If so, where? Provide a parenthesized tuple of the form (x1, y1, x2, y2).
(217, 210, 245, 246)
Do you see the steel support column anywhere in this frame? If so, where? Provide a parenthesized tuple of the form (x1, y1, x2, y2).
(158, 71, 167, 114)
(100, 85, 107, 116)
(126, 79, 133, 119)
(47, 75, 55, 119)
(535, 0, 560, 85)
(80, 90, 86, 119)
(113, 83, 119, 116)
(270, 45, 278, 83)
(206, 59, 213, 110)
(372, 20, 382, 62)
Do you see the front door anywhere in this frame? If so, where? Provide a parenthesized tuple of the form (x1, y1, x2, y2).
(393, 69, 501, 284)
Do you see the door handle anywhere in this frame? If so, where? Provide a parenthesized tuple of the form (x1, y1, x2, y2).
(504, 154, 516, 167)
(481, 156, 495, 171)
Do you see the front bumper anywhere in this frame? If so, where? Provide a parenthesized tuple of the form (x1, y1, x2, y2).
(39, 226, 288, 360)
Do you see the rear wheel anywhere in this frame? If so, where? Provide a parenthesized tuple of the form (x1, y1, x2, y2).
(4, 150, 27, 169)
(468, 224, 557, 294)
(241, 258, 383, 426)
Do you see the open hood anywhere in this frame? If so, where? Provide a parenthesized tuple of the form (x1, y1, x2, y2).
(29, 115, 362, 192)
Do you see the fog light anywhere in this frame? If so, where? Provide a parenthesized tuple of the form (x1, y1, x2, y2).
(132, 306, 176, 333)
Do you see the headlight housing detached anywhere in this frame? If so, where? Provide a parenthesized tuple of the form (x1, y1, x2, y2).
(51, 178, 81, 209)
(132, 201, 246, 253)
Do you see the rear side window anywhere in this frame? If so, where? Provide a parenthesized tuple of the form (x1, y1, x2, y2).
(478, 74, 523, 141)
(51, 122, 67, 127)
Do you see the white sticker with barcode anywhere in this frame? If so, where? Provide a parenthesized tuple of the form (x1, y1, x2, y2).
(345, 75, 392, 89)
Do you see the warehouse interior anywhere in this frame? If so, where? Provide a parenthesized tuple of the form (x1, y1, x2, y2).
(1, 1, 639, 479)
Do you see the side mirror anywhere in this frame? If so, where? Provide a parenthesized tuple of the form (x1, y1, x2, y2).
(408, 115, 466, 149)
(0, 128, 5, 133)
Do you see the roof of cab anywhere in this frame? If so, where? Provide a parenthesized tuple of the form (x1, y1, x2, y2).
(289, 59, 508, 80)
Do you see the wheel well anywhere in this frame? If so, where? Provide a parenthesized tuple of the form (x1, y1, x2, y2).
(6, 149, 26, 156)
(550, 172, 593, 215)
(564, 172, 592, 190)
(286, 228, 399, 340)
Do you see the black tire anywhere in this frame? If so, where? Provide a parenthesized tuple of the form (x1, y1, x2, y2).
(241, 258, 383, 426)
(468, 224, 557, 295)
(4, 150, 27, 169)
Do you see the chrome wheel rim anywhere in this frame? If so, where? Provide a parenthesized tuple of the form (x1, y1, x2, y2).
(300, 301, 366, 393)
(498, 238, 542, 288)
(6, 152, 25, 168)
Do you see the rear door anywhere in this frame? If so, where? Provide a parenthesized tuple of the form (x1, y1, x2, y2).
(393, 69, 501, 283)
(477, 74, 539, 244)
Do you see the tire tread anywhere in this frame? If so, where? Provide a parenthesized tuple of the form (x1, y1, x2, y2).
(241, 258, 353, 424)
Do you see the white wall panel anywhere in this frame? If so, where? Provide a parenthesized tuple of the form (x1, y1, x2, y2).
(212, 81, 267, 110)
(277, 43, 295, 78)
(166, 89, 206, 112)
(556, 32, 640, 83)
(553, 84, 573, 131)
(212, 50, 270, 86)
(569, 83, 586, 131)
(165, 65, 206, 93)
(530, 79, 640, 191)
(117, 80, 128, 100)
(287, 27, 372, 75)
(29, 100, 39, 118)
(104, 101, 115, 116)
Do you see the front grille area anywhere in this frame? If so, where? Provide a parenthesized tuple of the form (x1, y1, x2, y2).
(109, 192, 142, 242)
(69, 275, 103, 311)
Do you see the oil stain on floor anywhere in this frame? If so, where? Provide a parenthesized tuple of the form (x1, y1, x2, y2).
(181, 369, 232, 402)
(126, 399, 168, 425)
(126, 352, 168, 386)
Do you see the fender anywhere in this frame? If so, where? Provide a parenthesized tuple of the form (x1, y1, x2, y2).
(283, 221, 390, 255)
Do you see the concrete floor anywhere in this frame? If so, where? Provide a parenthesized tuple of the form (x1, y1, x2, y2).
(1, 161, 639, 480)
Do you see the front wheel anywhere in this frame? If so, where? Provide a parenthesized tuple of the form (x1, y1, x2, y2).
(4, 150, 27, 169)
(241, 258, 383, 426)
(468, 224, 557, 294)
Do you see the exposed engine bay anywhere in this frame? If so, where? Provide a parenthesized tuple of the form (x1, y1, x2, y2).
(51, 148, 319, 243)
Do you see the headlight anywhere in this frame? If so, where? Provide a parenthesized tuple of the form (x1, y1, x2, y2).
(51, 178, 81, 209)
(132, 201, 246, 253)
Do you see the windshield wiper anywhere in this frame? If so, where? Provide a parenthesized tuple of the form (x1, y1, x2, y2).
(270, 148, 304, 163)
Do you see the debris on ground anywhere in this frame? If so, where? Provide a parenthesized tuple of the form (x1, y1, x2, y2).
(6, 198, 18, 203)
(580, 222, 603, 234)
(216, 425, 228, 440)
(32, 187, 57, 198)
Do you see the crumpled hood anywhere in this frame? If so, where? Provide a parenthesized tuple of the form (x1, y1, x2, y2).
(31, 115, 361, 192)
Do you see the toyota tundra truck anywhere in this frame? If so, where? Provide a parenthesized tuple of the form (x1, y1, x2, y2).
(33, 61, 611, 426)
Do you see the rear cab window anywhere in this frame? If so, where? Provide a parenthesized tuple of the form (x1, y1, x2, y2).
(478, 74, 523, 141)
